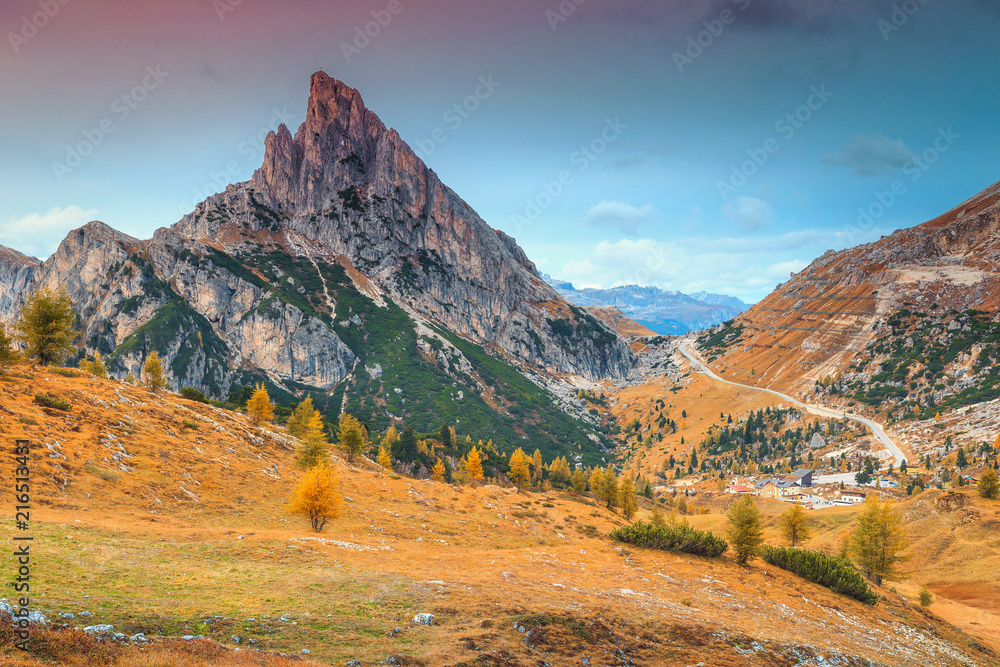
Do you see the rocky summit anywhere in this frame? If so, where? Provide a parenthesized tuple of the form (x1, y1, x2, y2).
(0, 72, 635, 460)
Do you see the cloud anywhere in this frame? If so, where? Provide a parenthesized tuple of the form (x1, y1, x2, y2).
(551, 224, 894, 303)
(821, 134, 916, 176)
(0, 206, 99, 259)
(584, 201, 657, 235)
(721, 197, 773, 232)
(703, 0, 894, 33)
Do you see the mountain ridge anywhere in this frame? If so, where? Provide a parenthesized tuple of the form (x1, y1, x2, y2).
(695, 176, 1000, 419)
(544, 275, 749, 335)
(0, 72, 635, 460)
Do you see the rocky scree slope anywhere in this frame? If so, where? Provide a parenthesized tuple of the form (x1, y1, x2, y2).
(697, 178, 1000, 411)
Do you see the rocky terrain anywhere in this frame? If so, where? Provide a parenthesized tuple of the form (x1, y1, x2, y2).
(545, 276, 748, 335)
(0, 72, 636, 460)
(695, 178, 1000, 411)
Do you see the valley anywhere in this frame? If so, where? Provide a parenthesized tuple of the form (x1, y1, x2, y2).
(0, 367, 997, 666)
(1, 70, 999, 667)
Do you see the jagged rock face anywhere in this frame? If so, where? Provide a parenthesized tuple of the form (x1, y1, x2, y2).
(0, 72, 633, 400)
(172, 72, 634, 382)
(0, 245, 39, 320)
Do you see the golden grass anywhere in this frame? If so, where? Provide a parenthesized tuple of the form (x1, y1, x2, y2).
(0, 365, 996, 666)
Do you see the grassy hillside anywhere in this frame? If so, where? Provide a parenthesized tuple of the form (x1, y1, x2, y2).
(0, 365, 995, 666)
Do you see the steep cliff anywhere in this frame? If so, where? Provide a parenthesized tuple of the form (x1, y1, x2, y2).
(0, 245, 39, 320)
(0, 72, 632, 461)
(171, 72, 634, 382)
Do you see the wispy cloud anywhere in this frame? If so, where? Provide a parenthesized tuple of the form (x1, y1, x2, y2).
(0, 206, 99, 259)
(585, 201, 657, 235)
(821, 134, 916, 176)
(721, 197, 774, 232)
(553, 225, 892, 302)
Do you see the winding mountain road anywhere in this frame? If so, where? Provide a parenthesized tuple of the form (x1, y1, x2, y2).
(677, 341, 906, 471)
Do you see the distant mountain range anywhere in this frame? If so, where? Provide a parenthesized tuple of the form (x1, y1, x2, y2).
(543, 276, 749, 335)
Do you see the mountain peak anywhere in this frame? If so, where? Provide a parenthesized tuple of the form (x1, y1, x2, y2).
(250, 72, 390, 213)
(307, 71, 366, 120)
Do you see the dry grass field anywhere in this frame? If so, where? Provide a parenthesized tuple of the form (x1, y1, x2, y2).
(0, 365, 996, 666)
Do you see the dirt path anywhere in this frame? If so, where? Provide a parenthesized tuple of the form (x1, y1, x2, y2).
(678, 339, 906, 468)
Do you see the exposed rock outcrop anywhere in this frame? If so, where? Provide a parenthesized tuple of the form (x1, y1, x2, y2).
(0, 72, 633, 415)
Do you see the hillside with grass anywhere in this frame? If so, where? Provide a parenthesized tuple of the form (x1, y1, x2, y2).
(0, 364, 996, 666)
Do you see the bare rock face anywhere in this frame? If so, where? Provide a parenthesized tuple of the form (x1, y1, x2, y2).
(173, 72, 634, 382)
(0, 245, 40, 320)
(0, 72, 633, 406)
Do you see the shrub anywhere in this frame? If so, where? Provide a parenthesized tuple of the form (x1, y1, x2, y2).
(34, 393, 72, 411)
(180, 387, 209, 403)
(49, 367, 80, 378)
(511, 613, 593, 642)
(181, 419, 199, 430)
(761, 545, 878, 605)
(610, 520, 728, 558)
(83, 465, 118, 482)
(919, 588, 933, 607)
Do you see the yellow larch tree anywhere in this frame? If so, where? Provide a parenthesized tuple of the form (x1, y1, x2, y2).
(464, 446, 485, 485)
(246, 383, 274, 424)
(288, 463, 343, 532)
(508, 448, 531, 492)
(377, 446, 393, 470)
(297, 411, 329, 469)
(287, 395, 317, 439)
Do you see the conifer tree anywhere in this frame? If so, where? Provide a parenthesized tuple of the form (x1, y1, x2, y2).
(288, 463, 342, 532)
(588, 467, 605, 502)
(600, 466, 619, 509)
(465, 446, 485, 485)
(383, 425, 400, 450)
(81, 352, 108, 379)
(548, 456, 571, 485)
(978, 468, 999, 499)
(287, 395, 316, 439)
(143, 351, 169, 393)
(508, 448, 531, 492)
(619, 476, 637, 519)
(432, 459, 446, 482)
(439, 424, 452, 448)
(394, 425, 418, 462)
(338, 412, 366, 463)
(727, 495, 764, 565)
(531, 449, 544, 484)
(649, 505, 667, 526)
(848, 495, 909, 586)
(15, 288, 78, 366)
(570, 467, 588, 494)
(377, 446, 393, 470)
(246, 383, 274, 424)
(779, 504, 812, 547)
(297, 412, 329, 469)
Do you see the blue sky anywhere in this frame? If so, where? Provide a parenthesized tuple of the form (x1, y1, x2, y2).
(2, 0, 998, 302)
